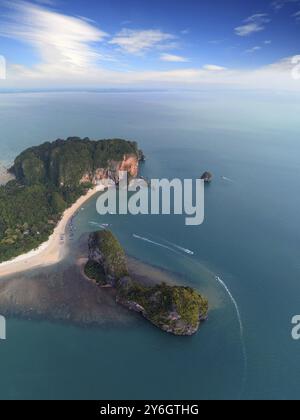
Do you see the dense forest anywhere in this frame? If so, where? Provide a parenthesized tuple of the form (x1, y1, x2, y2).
(11, 137, 141, 187)
(0, 137, 141, 263)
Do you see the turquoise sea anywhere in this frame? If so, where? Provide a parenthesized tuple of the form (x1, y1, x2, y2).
(0, 91, 300, 400)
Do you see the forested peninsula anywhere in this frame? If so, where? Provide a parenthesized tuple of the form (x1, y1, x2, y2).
(0, 137, 143, 263)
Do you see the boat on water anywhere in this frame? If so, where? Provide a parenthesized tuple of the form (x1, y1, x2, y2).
(183, 249, 194, 255)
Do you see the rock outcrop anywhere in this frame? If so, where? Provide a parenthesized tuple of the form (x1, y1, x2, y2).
(85, 231, 208, 336)
(0, 164, 15, 186)
(80, 153, 140, 186)
(201, 171, 213, 183)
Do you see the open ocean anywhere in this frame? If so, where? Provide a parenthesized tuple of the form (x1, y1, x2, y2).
(0, 90, 300, 400)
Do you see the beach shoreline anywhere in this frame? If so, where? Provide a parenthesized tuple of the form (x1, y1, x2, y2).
(0, 185, 105, 278)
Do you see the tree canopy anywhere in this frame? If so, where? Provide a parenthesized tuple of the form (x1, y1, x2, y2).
(0, 137, 140, 263)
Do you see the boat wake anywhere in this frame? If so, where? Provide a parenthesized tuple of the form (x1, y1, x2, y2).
(89, 221, 110, 229)
(215, 275, 248, 397)
(133, 234, 178, 254)
(160, 238, 194, 255)
(221, 176, 234, 183)
(133, 234, 194, 256)
(215, 276, 243, 334)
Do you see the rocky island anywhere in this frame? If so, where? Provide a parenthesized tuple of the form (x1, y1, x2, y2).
(201, 171, 213, 183)
(85, 230, 208, 336)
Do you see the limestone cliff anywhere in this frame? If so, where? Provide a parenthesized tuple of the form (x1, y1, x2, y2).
(80, 153, 140, 186)
(85, 230, 209, 336)
(11, 138, 144, 188)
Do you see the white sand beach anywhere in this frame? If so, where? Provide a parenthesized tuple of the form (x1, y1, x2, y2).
(0, 185, 105, 277)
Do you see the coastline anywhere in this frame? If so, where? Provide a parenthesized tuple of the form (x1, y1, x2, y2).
(0, 185, 105, 278)
(0, 236, 203, 328)
(0, 163, 15, 186)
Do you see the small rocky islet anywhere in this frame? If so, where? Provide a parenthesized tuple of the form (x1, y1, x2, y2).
(85, 230, 208, 336)
(201, 171, 213, 183)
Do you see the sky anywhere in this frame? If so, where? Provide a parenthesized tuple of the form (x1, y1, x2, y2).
(0, 0, 300, 90)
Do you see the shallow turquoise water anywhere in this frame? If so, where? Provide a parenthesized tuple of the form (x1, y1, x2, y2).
(0, 91, 300, 399)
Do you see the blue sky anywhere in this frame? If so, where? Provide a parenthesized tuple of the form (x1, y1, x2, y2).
(0, 0, 299, 89)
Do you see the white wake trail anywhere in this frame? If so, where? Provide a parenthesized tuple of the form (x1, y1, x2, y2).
(89, 221, 110, 229)
(133, 234, 178, 254)
(215, 275, 248, 396)
(160, 239, 194, 256)
(221, 176, 234, 183)
(215, 276, 243, 335)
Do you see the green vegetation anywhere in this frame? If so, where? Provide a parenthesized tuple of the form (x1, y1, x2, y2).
(85, 230, 208, 336)
(12, 137, 141, 187)
(0, 137, 141, 263)
(119, 281, 208, 331)
(84, 260, 107, 286)
(0, 178, 87, 263)
(90, 230, 129, 280)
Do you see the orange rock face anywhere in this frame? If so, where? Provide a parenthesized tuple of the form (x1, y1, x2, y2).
(79, 154, 139, 185)
(118, 154, 139, 178)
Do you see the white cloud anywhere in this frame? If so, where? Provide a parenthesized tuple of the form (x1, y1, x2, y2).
(293, 10, 300, 20)
(0, 0, 108, 73)
(202, 64, 227, 71)
(0, 2, 299, 92)
(272, 0, 300, 11)
(208, 39, 225, 45)
(2, 56, 300, 92)
(109, 29, 176, 54)
(235, 14, 270, 36)
(111, 58, 300, 91)
(245, 46, 261, 54)
(181, 29, 190, 35)
(121, 20, 132, 26)
(160, 53, 189, 63)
